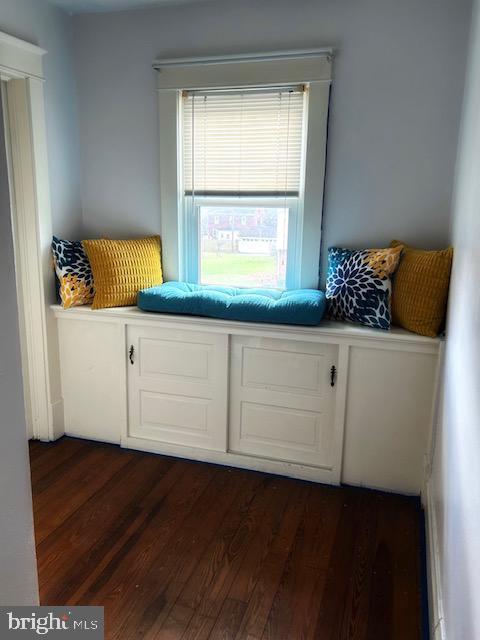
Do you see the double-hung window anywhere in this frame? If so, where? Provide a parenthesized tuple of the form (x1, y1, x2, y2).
(156, 50, 332, 289)
(181, 87, 305, 289)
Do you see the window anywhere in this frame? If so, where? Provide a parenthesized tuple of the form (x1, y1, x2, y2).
(156, 51, 332, 288)
(181, 87, 305, 288)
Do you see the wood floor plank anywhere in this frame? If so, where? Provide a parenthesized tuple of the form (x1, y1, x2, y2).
(33, 446, 134, 543)
(37, 454, 174, 602)
(385, 496, 423, 640)
(142, 470, 262, 637)
(73, 459, 213, 608)
(260, 485, 343, 640)
(227, 476, 293, 605)
(311, 488, 364, 639)
(278, 486, 346, 640)
(233, 482, 310, 640)
(177, 475, 276, 618)
(29, 438, 89, 481)
(108, 469, 256, 639)
(209, 598, 247, 640)
(180, 612, 216, 640)
(174, 476, 258, 611)
(31, 440, 93, 495)
(338, 492, 380, 640)
(29, 438, 425, 640)
(366, 521, 394, 638)
(153, 603, 196, 640)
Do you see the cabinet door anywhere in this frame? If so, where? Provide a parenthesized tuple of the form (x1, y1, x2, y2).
(127, 325, 228, 451)
(58, 318, 126, 444)
(342, 346, 437, 494)
(229, 336, 338, 467)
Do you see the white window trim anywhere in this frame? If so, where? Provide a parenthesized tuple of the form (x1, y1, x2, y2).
(156, 49, 332, 289)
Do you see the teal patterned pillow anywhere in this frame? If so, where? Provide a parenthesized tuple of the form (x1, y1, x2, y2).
(326, 246, 403, 330)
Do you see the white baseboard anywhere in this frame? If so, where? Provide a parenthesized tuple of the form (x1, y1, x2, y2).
(425, 478, 446, 640)
(50, 398, 64, 440)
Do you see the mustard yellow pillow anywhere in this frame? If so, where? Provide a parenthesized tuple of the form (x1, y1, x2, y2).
(390, 240, 452, 337)
(82, 236, 163, 309)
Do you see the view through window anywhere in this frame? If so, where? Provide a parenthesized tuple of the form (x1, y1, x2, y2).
(199, 205, 289, 288)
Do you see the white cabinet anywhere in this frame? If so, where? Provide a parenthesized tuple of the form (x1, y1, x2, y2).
(54, 306, 440, 494)
(127, 325, 228, 451)
(229, 336, 338, 468)
(57, 318, 126, 444)
(342, 345, 438, 494)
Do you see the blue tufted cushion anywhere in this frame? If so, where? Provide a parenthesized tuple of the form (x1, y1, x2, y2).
(138, 282, 326, 326)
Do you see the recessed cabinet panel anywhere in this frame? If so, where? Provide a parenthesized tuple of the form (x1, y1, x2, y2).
(139, 337, 211, 381)
(128, 325, 227, 451)
(238, 401, 333, 466)
(140, 391, 209, 432)
(230, 336, 338, 467)
(240, 401, 319, 448)
(242, 347, 324, 395)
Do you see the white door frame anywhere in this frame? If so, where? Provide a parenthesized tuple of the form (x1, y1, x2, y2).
(0, 31, 61, 441)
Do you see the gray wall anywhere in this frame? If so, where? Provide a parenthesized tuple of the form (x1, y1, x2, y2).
(0, 97, 38, 605)
(0, 0, 82, 237)
(74, 0, 471, 281)
(430, 0, 480, 636)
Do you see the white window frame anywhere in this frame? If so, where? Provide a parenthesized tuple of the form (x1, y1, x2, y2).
(156, 49, 332, 289)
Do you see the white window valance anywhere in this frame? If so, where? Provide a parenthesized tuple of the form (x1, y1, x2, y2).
(153, 49, 333, 90)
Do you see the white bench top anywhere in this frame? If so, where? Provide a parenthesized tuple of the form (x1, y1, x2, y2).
(51, 304, 441, 352)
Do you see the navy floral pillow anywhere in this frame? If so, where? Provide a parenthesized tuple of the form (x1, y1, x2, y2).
(326, 245, 403, 330)
(51, 236, 95, 308)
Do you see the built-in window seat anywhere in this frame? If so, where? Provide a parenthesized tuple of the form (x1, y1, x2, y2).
(52, 304, 441, 497)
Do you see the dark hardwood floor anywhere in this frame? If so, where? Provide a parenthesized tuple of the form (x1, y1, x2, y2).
(29, 438, 424, 640)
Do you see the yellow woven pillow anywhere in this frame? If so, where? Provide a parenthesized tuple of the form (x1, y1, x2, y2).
(390, 240, 452, 337)
(82, 236, 163, 309)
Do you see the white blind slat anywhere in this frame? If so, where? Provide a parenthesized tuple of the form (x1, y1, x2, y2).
(182, 88, 305, 196)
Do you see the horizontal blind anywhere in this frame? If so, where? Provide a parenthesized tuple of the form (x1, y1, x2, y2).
(182, 87, 305, 197)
